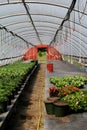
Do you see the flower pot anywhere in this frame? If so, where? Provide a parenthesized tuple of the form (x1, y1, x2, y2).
(46, 97, 60, 114)
(53, 101, 69, 117)
(0, 101, 8, 113)
(10, 91, 15, 99)
(47, 63, 53, 72)
(15, 87, 18, 95)
(17, 84, 21, 91)
(44, 100, 54, 115)
(47, 97, 60, 102)
(7, 95, 12, 105)
(3, 101, 8, 112)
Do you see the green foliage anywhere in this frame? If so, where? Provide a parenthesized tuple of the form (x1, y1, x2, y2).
(49, 76, 87, 88)
(0, 61, 36, 110)
(61, 90, 87, 111)
(38, 51, 46, 57)
(58, 85, 80, 98)
(0, 89, 8, 102)
(38, 51, 42, 57)
(50, 76, 87, 112)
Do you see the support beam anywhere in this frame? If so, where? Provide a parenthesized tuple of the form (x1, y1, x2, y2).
(0, 24, 34, 47)
(22, 0, 42, 44)
(50, 0, 77, 45)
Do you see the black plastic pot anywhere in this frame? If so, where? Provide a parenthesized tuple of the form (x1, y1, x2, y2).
(0, 100, 8, 113)
(7, 95, 12, 105)
(44, 100, 54, 115)
(53, 101, 69, 117)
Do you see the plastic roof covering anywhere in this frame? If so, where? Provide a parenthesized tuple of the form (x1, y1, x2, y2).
(0, 0, 87, 64)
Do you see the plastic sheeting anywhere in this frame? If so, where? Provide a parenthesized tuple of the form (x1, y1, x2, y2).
(0, 0, 87, 64)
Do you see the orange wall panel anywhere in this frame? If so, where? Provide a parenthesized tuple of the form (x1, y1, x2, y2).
(23, 44, 62, 61)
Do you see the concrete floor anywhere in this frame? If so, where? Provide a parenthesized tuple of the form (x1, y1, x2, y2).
(44, 60, 87, 130)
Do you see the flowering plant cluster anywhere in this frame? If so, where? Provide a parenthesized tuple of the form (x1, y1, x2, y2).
(49, 86, 59, 97)
(49, 76, 87, 112)
(58, 85, 80, 98)
(62, 90, 87, 111)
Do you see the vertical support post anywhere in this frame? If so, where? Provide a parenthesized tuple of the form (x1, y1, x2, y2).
(79, 27, 81, 64)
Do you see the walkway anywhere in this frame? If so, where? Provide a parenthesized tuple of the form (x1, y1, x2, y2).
(45, 60, 87, 130)
(4, 64, 45, 130)
(2, 61, 87, 130)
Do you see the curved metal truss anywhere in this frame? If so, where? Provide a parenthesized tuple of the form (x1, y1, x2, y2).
(0, 0, 87, 63)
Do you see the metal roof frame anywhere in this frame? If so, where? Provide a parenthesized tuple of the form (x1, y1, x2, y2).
(0, 0, 87, 61)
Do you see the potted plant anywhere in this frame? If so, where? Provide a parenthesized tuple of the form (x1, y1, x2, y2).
(53, 101, 69, 117)
(49, 76, 87, 88)
(49, 86, 59, 97)
(58, 85, 80, 98)
(61, 90, 87, 112)
(0, 90, 8, 113)
(71, 80, 84, 88)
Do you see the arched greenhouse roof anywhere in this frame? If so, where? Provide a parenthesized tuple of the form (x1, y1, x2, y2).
(0, 0, 87, 65)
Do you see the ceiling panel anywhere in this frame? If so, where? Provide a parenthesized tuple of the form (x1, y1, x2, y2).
(0, 0, 87, 59)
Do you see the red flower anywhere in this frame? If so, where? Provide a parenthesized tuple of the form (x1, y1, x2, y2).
(49, 86, 59, 97)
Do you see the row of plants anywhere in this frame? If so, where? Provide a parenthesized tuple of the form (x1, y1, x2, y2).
(0, 60, 36, 113)
(49, 75, 87, 112)
(49, 85, 80, 98)
(50, 76, 87, 88)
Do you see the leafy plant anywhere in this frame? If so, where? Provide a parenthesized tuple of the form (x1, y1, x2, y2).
(58, 85, 80, 98)
(49, 86, 59, 97)
(0, 60, 36, 112)
(38, 51, 42, 57)
(71, 80, 84, 88)
(61, 90, 87, 112)
(49, 76, 86, 88)
(0, 89, 8, 102)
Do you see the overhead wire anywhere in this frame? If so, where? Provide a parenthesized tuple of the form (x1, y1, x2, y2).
(0, 24, 34, 47)
(50, 0, 77, 45)
(77, 0, 87, 63)
(78, 0, 87, 24)
(0, 23, 33, 64)
(22, 0, 42, 44)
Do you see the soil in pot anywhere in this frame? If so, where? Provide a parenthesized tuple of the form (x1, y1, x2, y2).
(47, 97, 60, 102)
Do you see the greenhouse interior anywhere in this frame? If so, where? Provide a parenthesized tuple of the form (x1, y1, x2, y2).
(0, 0, 87, 130)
